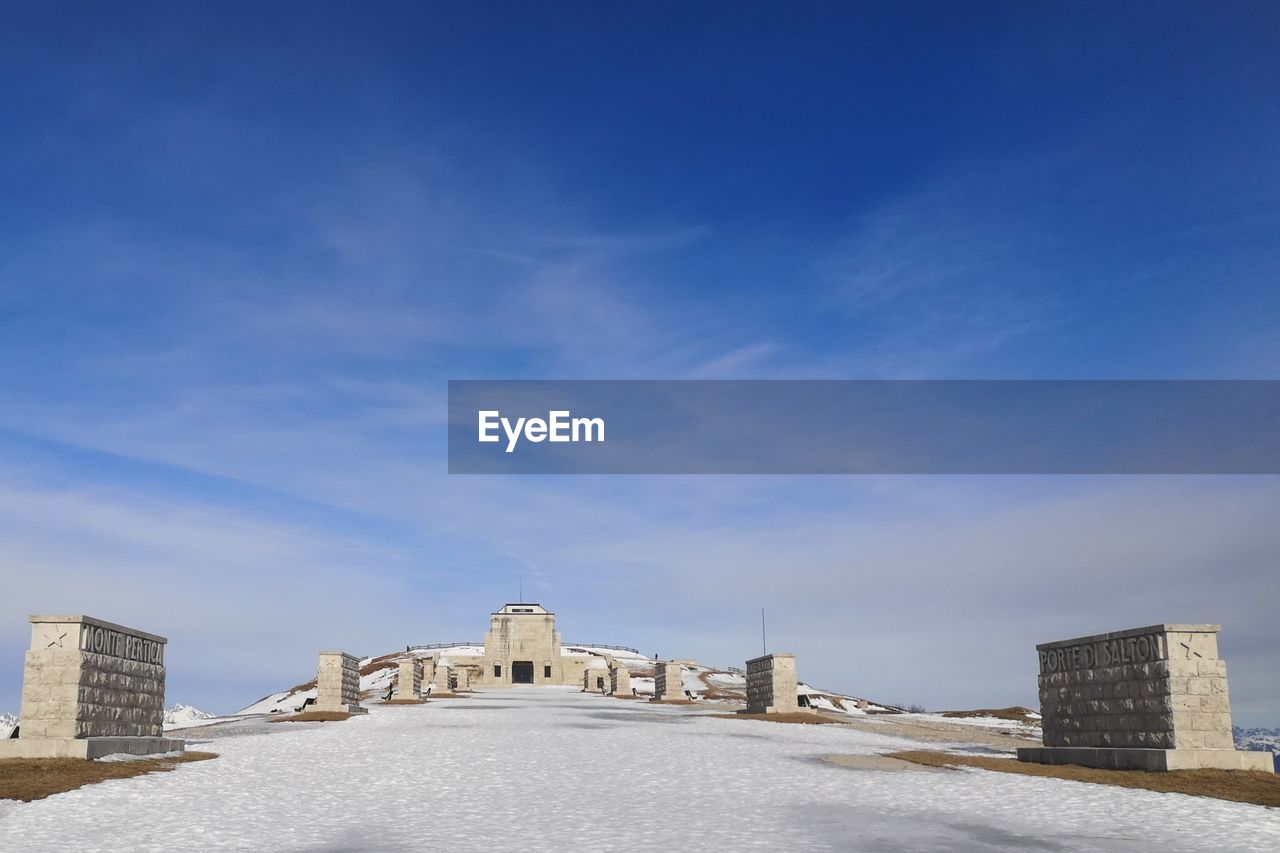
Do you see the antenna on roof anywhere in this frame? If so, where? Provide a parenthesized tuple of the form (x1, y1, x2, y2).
(519, 578, 523, 602)
(761, 607, 767, 656)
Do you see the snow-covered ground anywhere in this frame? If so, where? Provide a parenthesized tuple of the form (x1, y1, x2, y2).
(1, 688, 1276, 852)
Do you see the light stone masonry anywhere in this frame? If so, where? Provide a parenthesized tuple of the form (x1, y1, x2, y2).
(313, 651, 367, 715)
(1017, 624, 1273, 772)
(610, 663, 631, 696)
(392, 658, 421, 700)
(0, 615, 184, 759)
(651, 661, 683, 702)
(433, 659, 451, 694)
(745, 653, 799, 714)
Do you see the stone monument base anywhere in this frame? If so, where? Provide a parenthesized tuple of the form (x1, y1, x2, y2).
(1017, 746, 1274, 772)
(0, 736, 186, 760)
(748, 706, 815, 715)
(312, 704, 368, 715)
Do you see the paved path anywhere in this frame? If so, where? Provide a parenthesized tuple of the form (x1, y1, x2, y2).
(1, 688, 1277, 851)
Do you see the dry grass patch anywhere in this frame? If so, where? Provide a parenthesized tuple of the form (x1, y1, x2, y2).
(270, 711, 352, 723)
(941, 707, 1039, 724)
(710, 711, 843, 725)
(887, 750, 1280, 808)
(0, 752, 217, 802)
(360, 658, 398, 678)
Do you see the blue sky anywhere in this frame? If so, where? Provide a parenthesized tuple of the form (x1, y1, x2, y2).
(1, 4, 1278, 723)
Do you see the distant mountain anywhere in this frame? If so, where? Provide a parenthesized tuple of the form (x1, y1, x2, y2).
(0, 713, 15, 739)
(164, 704, 216, 727)
(1233, 726, 1280, 754)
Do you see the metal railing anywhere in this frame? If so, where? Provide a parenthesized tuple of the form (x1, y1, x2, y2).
(406, 642, 483, 652)
(564, 643, 641, 654)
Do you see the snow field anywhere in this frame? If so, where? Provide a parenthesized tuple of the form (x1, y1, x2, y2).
(2, 688, 1276, 852)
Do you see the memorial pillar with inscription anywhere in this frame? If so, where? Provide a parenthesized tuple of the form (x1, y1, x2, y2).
(0, 614, 186, 759)
(432, 658, 451, 694)
(745, 653, 800, 714)
(650, 660, 684, 702)
(1017, 624, 1273, 772)
(610, 663, 631, 696)
(390, 658, 422, 701)
(313, 651, 368, 715)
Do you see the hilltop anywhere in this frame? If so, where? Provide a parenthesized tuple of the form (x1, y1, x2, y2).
(231, 644, 898, 718)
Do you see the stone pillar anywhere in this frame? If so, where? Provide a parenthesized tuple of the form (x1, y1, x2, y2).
(610, 664, 631, 696)
(314, 651, 367, 715)
(745, 653, 799, 714)
(433, 659, 451, 694)
(1017, 624, 1273, 772)
(650, 661, 684, 702)
(0, 614, 185, 759)
(391, 658, 421, 701)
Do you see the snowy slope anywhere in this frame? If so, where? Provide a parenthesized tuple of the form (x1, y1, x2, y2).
(0, 713, 15, 740)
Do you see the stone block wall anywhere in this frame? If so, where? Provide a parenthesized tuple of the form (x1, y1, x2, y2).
(1037, 624, 1234, 750)
(745, 653, 798, 714)
(316, 651, 362, 710)
(18, 615, 167, 740)
(652, 661, 683, 701)
(610, 664, 631, 695)
(584, 664, 609, 692)
(393, 659, 421, 699)
(433, 659, 451, 693)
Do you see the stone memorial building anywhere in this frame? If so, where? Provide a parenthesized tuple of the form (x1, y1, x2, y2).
(477, 603, 600, 687)
(423, 604, 618, 689)
(1017, 623, 1273, 772)
(745, 653, 800, 714)
(0, 614, 185, 759)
